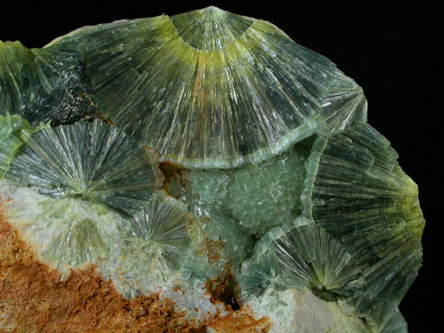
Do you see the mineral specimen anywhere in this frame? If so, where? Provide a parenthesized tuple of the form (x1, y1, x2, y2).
(0, 6, 424, 332)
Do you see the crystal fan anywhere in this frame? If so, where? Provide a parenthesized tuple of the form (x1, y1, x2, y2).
(0, 7, 424, 332)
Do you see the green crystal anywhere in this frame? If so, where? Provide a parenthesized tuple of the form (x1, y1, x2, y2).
(0, 40, 95, 125)
(5, 119, 161, 217)
(0, 6, 425, 332)
(0, 115, 39, 176)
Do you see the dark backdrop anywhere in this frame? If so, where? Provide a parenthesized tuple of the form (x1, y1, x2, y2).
(1, 2, 440, 332)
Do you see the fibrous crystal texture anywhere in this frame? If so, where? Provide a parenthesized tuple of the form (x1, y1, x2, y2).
(0, 7, 424, 332)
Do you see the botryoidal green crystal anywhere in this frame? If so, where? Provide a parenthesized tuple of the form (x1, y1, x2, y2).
(0, 6, 424, 332)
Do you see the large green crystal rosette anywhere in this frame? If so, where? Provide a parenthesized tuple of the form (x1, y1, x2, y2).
(0, 6, 424, 332)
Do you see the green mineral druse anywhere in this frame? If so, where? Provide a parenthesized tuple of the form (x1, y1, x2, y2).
(0, 6, 424, 332)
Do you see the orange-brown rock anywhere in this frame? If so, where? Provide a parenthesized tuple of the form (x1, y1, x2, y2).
(0, 208, 270, 332)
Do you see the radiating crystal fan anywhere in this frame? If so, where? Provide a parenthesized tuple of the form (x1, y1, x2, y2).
(0, 6, 424, 332)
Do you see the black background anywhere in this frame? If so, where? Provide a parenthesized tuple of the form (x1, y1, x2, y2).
(1, 2, 440, 331)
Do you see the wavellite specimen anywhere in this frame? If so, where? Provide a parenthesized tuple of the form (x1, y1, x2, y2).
(0, 7, 424, 332)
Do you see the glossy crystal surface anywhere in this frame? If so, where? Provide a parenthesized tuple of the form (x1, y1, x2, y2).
(0, 7, 424, 332)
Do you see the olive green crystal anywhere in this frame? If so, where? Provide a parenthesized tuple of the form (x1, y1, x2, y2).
(0, 6, 424, 332)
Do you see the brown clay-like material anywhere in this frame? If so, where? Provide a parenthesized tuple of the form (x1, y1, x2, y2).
(0, 206, 270, 332)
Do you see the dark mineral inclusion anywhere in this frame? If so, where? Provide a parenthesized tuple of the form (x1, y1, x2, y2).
(0, 6, 425, 332)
